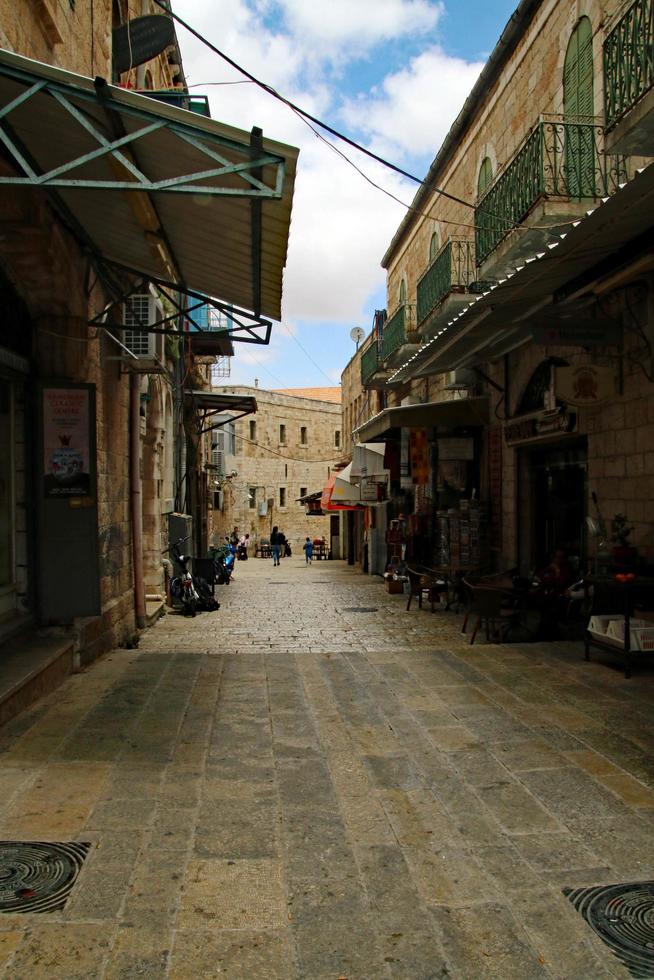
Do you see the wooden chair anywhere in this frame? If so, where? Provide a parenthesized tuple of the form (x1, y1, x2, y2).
(465, 583, 515, 644)
(406, 566, 447, 613)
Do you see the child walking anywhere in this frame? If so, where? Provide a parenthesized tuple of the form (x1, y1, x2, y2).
(303, 537, 313, 565)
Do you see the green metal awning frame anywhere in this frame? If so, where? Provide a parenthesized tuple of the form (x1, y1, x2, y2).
(0, 48, 298, 337)
(184, 391, 257, 434)
(355, 396, 489, 442)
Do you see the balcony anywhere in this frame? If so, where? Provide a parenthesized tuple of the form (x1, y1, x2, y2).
(604, 0, 654, 155)
(379, 303, 419, 368)
(141, 90, 211, 117)
(416, 239, 475, 339)
(360, 341, 388, 388)
(475, 115, 627, 277)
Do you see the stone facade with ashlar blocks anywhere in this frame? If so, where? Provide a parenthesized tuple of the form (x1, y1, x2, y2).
(212, 386, 343, 551)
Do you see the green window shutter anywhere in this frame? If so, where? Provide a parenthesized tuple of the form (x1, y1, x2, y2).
(399, 279, 407, 305)
(429, 231, 439, 263)
(564, 16, 595, 197)
(477, 156, 493, 197)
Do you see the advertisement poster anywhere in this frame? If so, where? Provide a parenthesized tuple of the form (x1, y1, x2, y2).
(43, 387, 91, 498)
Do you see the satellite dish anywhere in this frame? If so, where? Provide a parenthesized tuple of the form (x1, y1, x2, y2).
(350, 326, 365, 348)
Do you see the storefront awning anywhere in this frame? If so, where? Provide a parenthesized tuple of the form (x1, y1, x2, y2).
(0, 49, 298, 326)
(388, 162, 654, 381)
(320, 473, 365, 512)
(355, 396, 489, 442)
(350, 442, 387, 480)
(184, 391, 256, 432)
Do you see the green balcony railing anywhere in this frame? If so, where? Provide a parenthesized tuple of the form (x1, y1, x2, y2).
(380, 304, 410, 360)
(475, 116, 626, 265)
(361, 342, 379, 386)
(604, 0, 654, 129)
(416, 239, 475, 326)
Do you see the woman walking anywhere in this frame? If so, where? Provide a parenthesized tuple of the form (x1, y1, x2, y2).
(270, 526, 282, 566)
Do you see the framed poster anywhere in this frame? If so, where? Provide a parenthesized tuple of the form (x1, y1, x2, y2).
(43, 386, 91, 498)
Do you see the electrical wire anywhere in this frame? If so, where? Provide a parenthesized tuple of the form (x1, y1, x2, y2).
(280, 323, 337, 385)
(150, 0, 485, 215)
(235, 430, 342, 464)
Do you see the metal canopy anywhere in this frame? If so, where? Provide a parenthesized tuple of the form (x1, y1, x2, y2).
(184, 390, 257, 433)
(355, 396, 489, 442)
(389, 163, 654, 381)
(0, 48, 298, 322)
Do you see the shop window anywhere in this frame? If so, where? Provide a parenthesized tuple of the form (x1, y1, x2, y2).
(249, 419, 257, 442)
(279, 487, 286, 508)
(334, 429, 341, 449)
(300, 425, 307, 445)
(248, 487, 256, 509)
(279, 424, 286, 445)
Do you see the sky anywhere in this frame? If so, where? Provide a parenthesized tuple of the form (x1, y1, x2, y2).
(173, 0, 518, 390)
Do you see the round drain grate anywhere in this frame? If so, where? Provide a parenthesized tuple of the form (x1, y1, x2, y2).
(565, 881, 654, 978)
(0, 841, 90, 913)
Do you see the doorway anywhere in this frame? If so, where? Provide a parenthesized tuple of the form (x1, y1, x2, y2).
(519, 439, 587, 572)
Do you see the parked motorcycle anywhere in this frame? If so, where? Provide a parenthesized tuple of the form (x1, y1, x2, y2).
(168, 537, 200, 616)
(208, 543, 235, 585)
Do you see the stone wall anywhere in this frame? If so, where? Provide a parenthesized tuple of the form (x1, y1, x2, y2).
(212, 386, 342, 552)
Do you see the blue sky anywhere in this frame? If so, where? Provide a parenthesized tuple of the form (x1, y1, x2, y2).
(174, 0, 518, 390)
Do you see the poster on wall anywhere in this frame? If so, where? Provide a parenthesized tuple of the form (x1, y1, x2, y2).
(43, 387, 91, 498)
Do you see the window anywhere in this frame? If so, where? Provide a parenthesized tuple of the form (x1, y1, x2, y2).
(429, 232, 439, 263)
(334, 429, 341, 448)
(300, 425, 307, 445)
(279, 487, 286, 507)
(279, 424, 286, 444)
(300, 487, 307, 500)
(226, 422, 236, 455)
(477, 156, 494, 198)
(248, 487, 256, 509)
(249, 420, 257, 441)
(399, 278, 407, 306)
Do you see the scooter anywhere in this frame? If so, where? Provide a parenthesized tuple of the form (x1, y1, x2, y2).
(208, 543, 235, 585)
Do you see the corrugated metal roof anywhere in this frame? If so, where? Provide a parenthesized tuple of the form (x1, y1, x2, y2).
(0, 49, 298, 321)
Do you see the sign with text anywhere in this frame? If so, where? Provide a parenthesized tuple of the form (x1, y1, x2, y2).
(530, 321, 622, 347)
(555, 365, 615, 407)
(43, 387, 91, 498)
(504, 410, 577, 446)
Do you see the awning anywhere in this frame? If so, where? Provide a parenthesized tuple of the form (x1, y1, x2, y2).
(184, 390, 256, 432)
(389, 162, 654, 380)
(350, 442, 387, 480)
(0, 48, 298, 326)
(355, 396, 489, 442)
(320, 474, 364, 512)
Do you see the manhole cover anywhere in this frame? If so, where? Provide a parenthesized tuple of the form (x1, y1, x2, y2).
(340, 607, 379, 613)
(565, 881, 654, 978)
(0, 841, 90, 913)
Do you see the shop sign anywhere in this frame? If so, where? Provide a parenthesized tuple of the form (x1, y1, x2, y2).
(437, 437, 475, 461)
(555, 365, 614, 407)
(530, 322, 622, 347)
(410, 428, 429, 485)
(504, 410, 577, 446)
(43, 387, 92, 498)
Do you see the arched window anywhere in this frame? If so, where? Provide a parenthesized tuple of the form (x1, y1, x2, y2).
(477, 156, 494, 198)
(399, 279, 407, 306)
(429, 232, 439, 263)
(563, 16, 594, 197)
(144, 69, 154, 90)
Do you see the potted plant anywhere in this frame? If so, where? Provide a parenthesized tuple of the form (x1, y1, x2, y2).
(611, 513, 637, 566)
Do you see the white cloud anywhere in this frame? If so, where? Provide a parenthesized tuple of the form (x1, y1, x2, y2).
(277, 0, 443, 58)
(340, 46, 483, 160)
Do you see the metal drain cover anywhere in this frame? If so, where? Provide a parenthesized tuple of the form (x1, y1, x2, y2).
(565, 881, 654, 978)
(341, 607, 379, 613)
(0, 841, 90, 913)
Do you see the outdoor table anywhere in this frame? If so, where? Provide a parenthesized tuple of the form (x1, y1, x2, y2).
(584, 576, 654, 678)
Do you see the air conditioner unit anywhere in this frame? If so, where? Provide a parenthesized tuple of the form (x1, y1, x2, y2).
(444, 368, 475, 391)
(257, 500, 268, 517)
(212, 489, 224, 510)
(121, 293, 166, 371)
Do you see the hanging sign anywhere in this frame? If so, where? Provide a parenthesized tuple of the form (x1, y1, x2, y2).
(410, 428, 429, 485)
(530, 321, 622, 347)
(504, 410, 577, 446)
(555, 365, 615, 407)
(112, 15, 176, 75)
(43, 387, 92, 498)
(437, 437, 475, 461)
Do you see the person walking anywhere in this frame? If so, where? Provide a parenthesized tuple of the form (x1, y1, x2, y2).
(270, 526, 281, 566)
(277, 529, 287, 560)
(303, 536, 313, 565)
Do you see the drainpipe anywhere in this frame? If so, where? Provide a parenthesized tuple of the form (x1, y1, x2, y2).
(130, 373, 146, 629)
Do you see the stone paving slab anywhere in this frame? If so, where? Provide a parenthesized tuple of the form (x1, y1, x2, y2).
(2, 556, 653, 976)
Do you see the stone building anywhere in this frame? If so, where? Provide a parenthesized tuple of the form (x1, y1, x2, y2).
(353, 0, 654, 577)
(211, 385, 343, 554)
(0, 2, 297, 680)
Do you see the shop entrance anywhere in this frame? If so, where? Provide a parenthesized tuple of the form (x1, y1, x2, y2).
(519, 438, 587, 572)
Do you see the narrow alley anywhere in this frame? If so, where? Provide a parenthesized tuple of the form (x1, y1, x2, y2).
(1, 557, 653, 979)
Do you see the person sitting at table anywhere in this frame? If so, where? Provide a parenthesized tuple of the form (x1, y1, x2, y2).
(537, 549, 574, 595)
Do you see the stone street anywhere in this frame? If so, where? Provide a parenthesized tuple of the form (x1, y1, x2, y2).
(1, 556, 654, 978)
